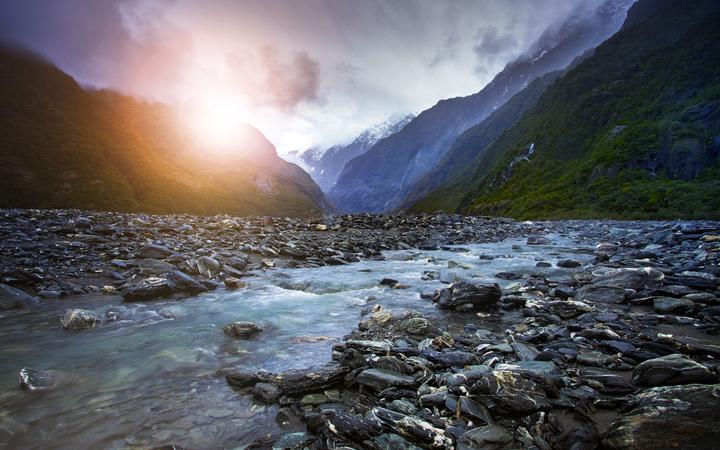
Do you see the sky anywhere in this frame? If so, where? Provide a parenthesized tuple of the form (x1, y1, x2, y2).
(0, 0, 589, 154)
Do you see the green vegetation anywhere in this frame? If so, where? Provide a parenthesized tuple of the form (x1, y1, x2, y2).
(0, 46, 327, 216)
(413, 0, 720, 220)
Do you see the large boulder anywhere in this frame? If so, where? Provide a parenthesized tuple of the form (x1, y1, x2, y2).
(0, 284, 39, 310)
(433, 282, 501, 311)
(603, 384, 720, 449)
(632, 354, 717, 386)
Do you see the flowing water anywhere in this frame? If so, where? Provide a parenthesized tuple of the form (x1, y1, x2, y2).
(0, 234, 596, 449)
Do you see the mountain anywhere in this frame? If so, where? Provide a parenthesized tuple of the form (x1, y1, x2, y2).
(298, 114, 414, 192)
(0, 46, 330, 216)
(402, 69, 565, 212)
(329, 0, 635, 213)
(424, 0, 720, 219)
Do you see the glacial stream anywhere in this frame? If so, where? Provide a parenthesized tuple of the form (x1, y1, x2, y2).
(0, 234, 596, 449)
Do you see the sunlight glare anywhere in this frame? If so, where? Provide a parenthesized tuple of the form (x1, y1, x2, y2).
(187, 93, 251, 150)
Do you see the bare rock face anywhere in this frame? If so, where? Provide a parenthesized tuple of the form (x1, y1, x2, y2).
(603, 384, 720, 449)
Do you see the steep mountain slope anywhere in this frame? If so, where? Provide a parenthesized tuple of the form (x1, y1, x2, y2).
(298, 114, 414, 192)
(449, 0, 720, 219)
(403, 69, 564, 212)
(0, 46, 329, 216)
(330, 0, 635, 213)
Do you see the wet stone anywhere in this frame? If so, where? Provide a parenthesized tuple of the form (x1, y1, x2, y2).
(223, 321, 263, 339)
(19, 368, 57, 391)
(61, 309, 99, 330)
(632, 354, 718, 386)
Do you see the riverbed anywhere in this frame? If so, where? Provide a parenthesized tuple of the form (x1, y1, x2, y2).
(0, 233, 596, 449)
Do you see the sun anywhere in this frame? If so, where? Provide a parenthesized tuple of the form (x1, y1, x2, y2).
(185, 93, 251, 150)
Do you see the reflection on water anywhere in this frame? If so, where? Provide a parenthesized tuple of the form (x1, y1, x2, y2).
(0, 234, 593, 449)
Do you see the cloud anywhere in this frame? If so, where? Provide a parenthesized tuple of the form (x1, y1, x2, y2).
(426, 33, 461, 68)
(226, 47, 321, 111)
(473, 26, 519, 74)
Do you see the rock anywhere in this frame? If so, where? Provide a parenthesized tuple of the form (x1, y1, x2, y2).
(470, 370, 550, 413)
(223, 321, 263, 339)
(574, 285, 626, 304)
(458, 396, 492, 424)
(546, 299, 594, 319)
(300, 393, 329, 406)
(306, 409, 383, 443)
(225, 369, 269, 388)
(356, 368, 417, 391)
(436, 351, 480, 368)
(398, 317, 432, 335)
(374, 433, 424, 450)
(446, 367, 492, 387)
(196, 256, 221, 278)
(0, 283, 39, 310)
(527, 236, 552, 245)
(370, 407, 453, 449)
(369, 356, 414, 374)
(433, 282, 502, 311)
(138, 258, 175, 274)
(462, 424, 513, 449)
(577, 351, 616, 367)
(339, 348, 367, 369)
(380, 278, 400, 287)
(603, 384, 720, 449)
(19, 367, 56, 391)
(122, 277, 174, 301)
(592, 267, 664, 290)
(223, 277, 245, 289)
(315, 224, 328, 231)
(252, 382, 280, 403)
(139, 244, 173, 259)
(345, 339, 392, 353)
(653, 297, 695, 315)
(61, 309, 99, 330)
(167, 270, 207, 295)
(273, 365, 348, 395)
(632, 354, 717, 386)
(557, 259, 582, 268)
